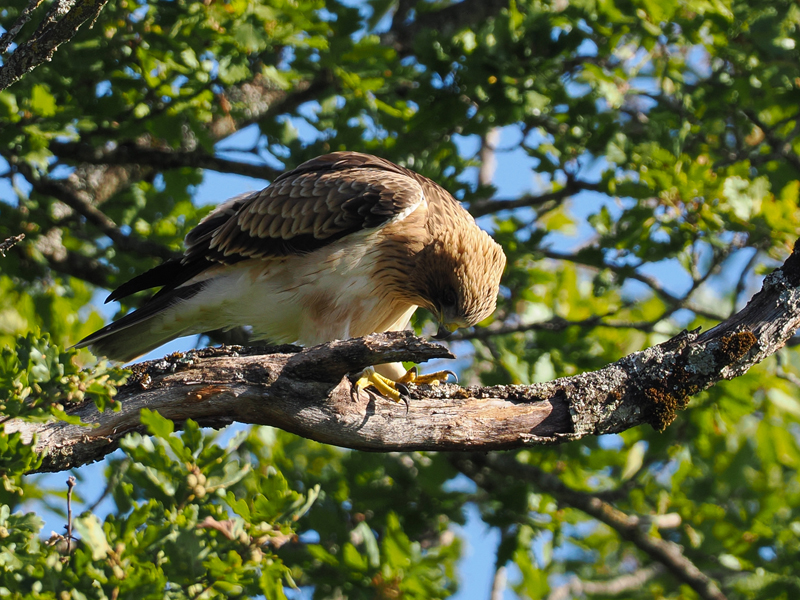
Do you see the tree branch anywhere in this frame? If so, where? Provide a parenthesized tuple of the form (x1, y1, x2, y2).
(546, 565, 665, 600)
(41, 245, 113, 289)
(0, 0, 109, 91)
(541, 249, 728, 322)
(489, 563, 507, 600)
(384, 0, 508, 54)
(478, 128, 501, 188)
(0, 0, 44, 53)
(0, 233, 25, 257)
(469, 181, 604, 218)
(50, 141, 282, 182)
(454, 309, 624, 341)
(19, 166, 178, 261)
(7, 239, 800, 473)
(454, 454, 728, 600)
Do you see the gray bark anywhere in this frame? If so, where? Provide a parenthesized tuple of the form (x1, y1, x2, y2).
(0, 0, 109, 92)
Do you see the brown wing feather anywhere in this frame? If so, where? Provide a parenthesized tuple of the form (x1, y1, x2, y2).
(185, 152, 425, 264)
(108, 152, 426, 302)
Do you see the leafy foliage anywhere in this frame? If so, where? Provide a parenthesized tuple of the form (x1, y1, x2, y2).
(1, 0, 800, 597)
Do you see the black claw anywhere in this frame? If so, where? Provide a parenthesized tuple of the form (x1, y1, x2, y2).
(434, 324, 454, 339)
(396, 382, 410, 396)
(443, 370, 458, 384)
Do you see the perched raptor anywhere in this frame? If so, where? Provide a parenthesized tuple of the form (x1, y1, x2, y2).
(76, 152, 507, 398)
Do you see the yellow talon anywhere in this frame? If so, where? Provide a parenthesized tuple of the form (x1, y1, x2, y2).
(355, 366, 458, 403)
(397, 366, 458, 386)
(355, 367, 404, 403)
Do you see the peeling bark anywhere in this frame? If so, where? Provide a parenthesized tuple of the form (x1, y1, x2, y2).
(7, 241, 800, 474)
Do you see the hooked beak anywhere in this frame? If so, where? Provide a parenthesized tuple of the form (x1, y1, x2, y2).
(433, 322, 459, 340)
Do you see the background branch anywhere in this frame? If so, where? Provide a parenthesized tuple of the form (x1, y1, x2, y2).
(0, 0, 109, 91)
(546, 565, 666, 600)
(469, 181, 604, 218)
(0, 0, 43, 53)
(50, 141, 282, 182)
(454, 454, 727, 600)
(0, 233, 25, 257)
(385, 0, 507, 53)
(21, 167, 178, 261)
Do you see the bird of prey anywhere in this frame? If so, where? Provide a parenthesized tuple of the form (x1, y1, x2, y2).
(76, 151, 506, 399)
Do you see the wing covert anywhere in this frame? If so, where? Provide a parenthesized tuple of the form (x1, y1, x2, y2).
(104, 152, 428, 303)
(184, 152, 425, 264)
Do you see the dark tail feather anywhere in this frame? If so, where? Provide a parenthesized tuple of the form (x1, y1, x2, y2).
(106, 259, 213, 303)
(76, 282, 205, 362)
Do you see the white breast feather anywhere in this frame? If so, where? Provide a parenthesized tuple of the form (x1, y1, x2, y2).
(166, 222, 418, 346)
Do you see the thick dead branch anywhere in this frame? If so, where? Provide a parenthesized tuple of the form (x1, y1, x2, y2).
(7, 240, 800, 473)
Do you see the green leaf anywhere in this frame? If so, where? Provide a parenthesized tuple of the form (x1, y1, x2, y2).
(621, 440, 647, 480)
(74, 514, 111, 560)
(342, 542, 368, 571)
(353, 521, 380, 568)
(140, 408, 175, 439)
(30, 85, 57, 117)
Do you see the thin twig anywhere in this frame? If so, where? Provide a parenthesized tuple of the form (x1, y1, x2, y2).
(66, 475, 76, 554)
(0, 234, 24, 257)
(546, 565, 665, 600)
(541, 249, 727, 321)
(470, 181, 604, 218)
(731, 248, 760, 318)
(775, 352, 800, 388)
(455, 308, 625, 342)
(0, 0, 45, 53)
(87, 459, 129, 513)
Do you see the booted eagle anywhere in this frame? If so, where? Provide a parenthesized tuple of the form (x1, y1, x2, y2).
(76, 152, 506, 398)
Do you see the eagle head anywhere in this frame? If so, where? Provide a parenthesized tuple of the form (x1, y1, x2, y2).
(411, 228, 506, 338)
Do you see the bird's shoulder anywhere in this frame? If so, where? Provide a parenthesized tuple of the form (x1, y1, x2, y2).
(185, 151, 430, 263)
